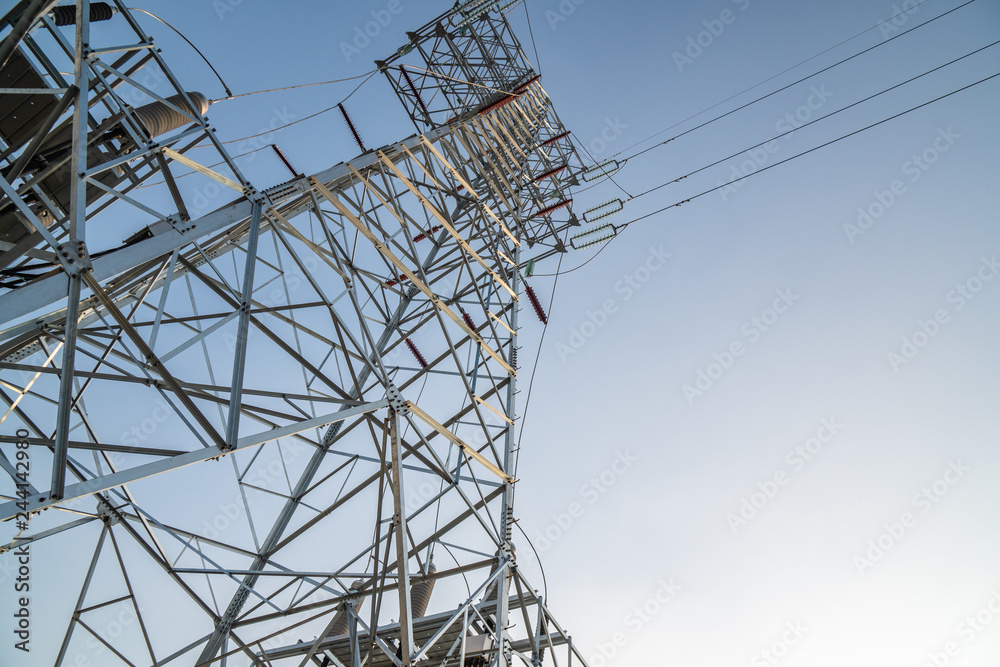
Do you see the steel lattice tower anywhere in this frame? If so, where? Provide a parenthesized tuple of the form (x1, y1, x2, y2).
(0, 2, 590, 665)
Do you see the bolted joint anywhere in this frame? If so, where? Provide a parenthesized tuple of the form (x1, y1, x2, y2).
(97, 503, 121, 526)
(57, 241, 92, 276)
(247, 189, 271, 207)
(386, 384, 409, 415)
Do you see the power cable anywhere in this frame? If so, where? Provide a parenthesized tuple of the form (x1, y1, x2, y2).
(209, 71, 379, 104)
(513, 252, 562, 480)
(611, 0, 976, 165)
(609, 0, 938, 160)
(127, 8, 233, 98)
(523, 0, 542, 73)
(544, 62, 997, 276)
(514, 519, 548, 602)
(571, 131, 633, 199)
(211, 71, 379, 145)
(617, 70, 1000, 230)
(532, 236, 617, 277)
(628, 38, 1000, 202)
(129, 6, 377, 105)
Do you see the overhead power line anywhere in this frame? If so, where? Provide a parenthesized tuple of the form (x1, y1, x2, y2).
(628, 39, 1000, 202)
(610, 0, 977, 166)
(617, 70, 1000, 230)
(540, 65, 998, 278)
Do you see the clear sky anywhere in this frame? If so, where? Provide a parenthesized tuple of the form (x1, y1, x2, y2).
(2, 0, 999, 665)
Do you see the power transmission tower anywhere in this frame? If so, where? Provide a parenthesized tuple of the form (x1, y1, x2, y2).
(0, 2, 591, 665)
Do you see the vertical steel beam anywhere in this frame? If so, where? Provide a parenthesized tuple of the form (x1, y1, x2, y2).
(67, 0, 89, 242)
(494, 242, 521, 667)
(50, 0, 90, 501)
(224, 199, 263, 450)
(49, 276, 80, 500)
(389, 408, 414, 665)
(533, 597, 544, 667)
(348, 600, 361, 667)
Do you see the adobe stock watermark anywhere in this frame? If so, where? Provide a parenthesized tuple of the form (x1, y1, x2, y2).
(887, 255, 998, 372)
(189, 106, 297, 214)
(877, 0, 922, 39)
(404, 412, 507, 514)
(47, 398, 177, 513)
(545, 0, 589, 31)
(554, 246, 671, 362)
(853, 460, 969, 576)
(718, 83, 834, 202)
(682, 288, 799, 404)
(532, 449, 637, 552)
(672, 0, 752, 72)
(68, 603, 144, 667)
(200, 439, 312, 540)
(843, 126, 959, 243)
(44, 397, 179, 514)
(122, 67, 167, 107)
(751, 621, 808, 667)
(586, 116, 629, 156)
(213, 0, 247, 21)
(120, 396, 174, 449)
(221, 255, 333, 354)
(256, 256, 320, 309)
(340, 0, 413, 63)
(10, 427, 31, 654)
(726, 417, 844, 533)
(588, 578, 681, 667)
(918, 588, 1000, 667)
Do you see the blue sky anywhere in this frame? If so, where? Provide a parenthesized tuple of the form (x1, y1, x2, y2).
(507, 1, 1000, 665)
(2, 0, 999, 664)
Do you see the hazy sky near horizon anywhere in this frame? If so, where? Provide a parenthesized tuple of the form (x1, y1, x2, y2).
(2, 0, 999, 665)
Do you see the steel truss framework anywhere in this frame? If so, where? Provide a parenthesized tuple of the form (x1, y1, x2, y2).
(0, 2, 591, 666)
(377, 2, 582, 238)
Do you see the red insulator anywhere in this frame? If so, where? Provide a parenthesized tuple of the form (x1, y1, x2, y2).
(513, 74, 542, 95)
(338, 103, 366, 152)
(385, 273, 411, 287)
(524, 285, 548, 325)
(540, 131, 570, 147)
(462, 311, 477, 332)
(405, 338, 428, 368)
(534, 165, 566, 182)
(413, 225, 442, 242)
(478, 94, 519, 116)
(400, 67, 429, 117)
(532, 199, 572, 218)
(270, 144, 299, 178)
